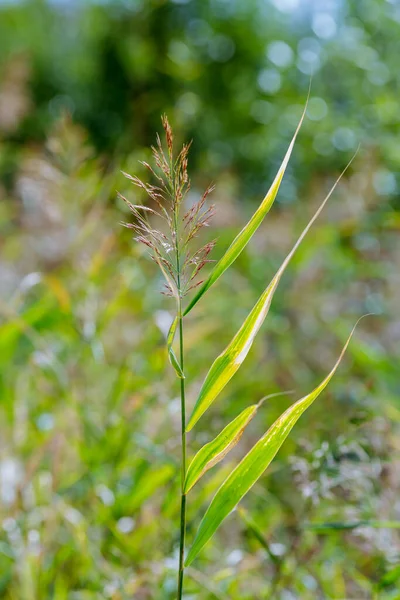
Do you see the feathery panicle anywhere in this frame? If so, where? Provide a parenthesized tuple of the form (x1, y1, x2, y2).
(121, 116, 214, 300)
(162, 113, 174, 159)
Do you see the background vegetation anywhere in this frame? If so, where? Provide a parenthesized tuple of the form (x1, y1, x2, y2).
(0, 0, 399, 598)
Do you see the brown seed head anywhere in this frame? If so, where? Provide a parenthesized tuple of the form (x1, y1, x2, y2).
(120, 116, 215, 299)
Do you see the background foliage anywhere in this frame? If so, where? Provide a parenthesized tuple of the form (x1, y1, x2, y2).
(0, 0, 399, 598)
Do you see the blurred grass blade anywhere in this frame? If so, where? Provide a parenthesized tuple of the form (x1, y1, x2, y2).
(183, 98, 309, 317)
(378, 565, 400, 590)
(184, 392, 291, 493)
(185, 319, 365, 565)
(305, 520, 400, 532)
(167, 316, 185, 378)
(128, 464, 175, 512)
(237, 506, 280, 564)
(186, 155, 356, 432)
(184, 405, 257, 494)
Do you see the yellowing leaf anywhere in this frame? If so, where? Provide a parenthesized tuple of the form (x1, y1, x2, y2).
(183, 98, 309, 317)
(186, 156, 356, 432)
(184, 392, 291, 493)
(184, 405, 258, 494)
(44, 275, 71, 312)
(185, 319, 366, 565)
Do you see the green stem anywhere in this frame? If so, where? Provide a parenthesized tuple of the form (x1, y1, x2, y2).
(177, 301, 187, 599)
(173, 189, 186, 598)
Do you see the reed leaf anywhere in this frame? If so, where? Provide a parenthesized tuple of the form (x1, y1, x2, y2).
(184, 392, 291, 493)
(183, 98, 309, 317)
(185, 319, 366, 565)
(184, 405, 257, 494)
(167, 316, 184, 379)
(186, 155, 356, 432)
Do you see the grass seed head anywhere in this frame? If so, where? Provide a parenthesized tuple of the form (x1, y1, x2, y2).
(121, 116, 215, 299)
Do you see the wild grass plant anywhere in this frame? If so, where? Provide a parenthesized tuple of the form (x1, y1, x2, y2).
(0, 106, 397, 598)
(121, 113, 369, 598)
(1, 2, 398, 593)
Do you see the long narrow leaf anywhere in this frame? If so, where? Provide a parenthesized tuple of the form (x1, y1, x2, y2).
(186, 155, 357, 432)
(184, 405, 257, 494)
(184, 392, 292, 493)
(183, 97, 309, 317)
(167, 316, 184, 379)
(185, 319, 366, 566)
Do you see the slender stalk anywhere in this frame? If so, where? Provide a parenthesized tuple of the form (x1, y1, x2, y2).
(177, 302, 186, 599)
(124, 118, 211, 597)
(174, 193, 187, 598)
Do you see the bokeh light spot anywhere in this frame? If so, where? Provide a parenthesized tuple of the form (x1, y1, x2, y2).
(332, 127, 357, 151)
(307, 97, 328, 121)
(267, 40, 294, 68)
(257, 68, 281, 94)
(312, 13, 337, 39)
(373, 169, 397, 195)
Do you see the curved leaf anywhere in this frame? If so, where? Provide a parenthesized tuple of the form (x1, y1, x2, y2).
(184, 392, 292, 494)
(184, 405, 257, 494)
(183, 97, 309, 317)
(186, 155, 356, 432)
(185, 319, 366, 565)
(167, 316, 184, 379)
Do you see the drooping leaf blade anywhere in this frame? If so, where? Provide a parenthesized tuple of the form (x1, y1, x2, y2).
(185, 319, 366, 566)
(186, 155, 356, 432)
(183, 98, 309, 317)
(184, 405, 257, 494)
(184, 392, 292, 493)
(167, 316, 184, 379)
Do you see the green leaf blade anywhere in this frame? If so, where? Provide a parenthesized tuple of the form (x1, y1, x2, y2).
(186, 278, 277, 430)
(185, 320, 364, 566)
(184, 404, 258, 494)
(167, 316, 184, 379)
(183, 101, 309, 317)
(186, 154, 356, 432)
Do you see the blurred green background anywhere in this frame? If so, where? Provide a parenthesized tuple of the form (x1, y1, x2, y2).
(0, 0, 399, 598)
